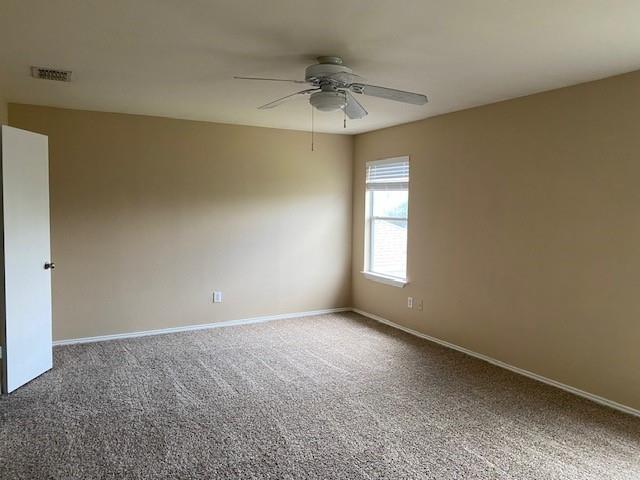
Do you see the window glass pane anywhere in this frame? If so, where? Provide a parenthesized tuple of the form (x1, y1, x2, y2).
(372, 190, 408, 218)
(371, 218, 407, 279)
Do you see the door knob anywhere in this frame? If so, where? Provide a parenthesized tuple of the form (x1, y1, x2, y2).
(44, 262, 55, 270)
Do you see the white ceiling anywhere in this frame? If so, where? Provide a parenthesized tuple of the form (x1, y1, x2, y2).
(2, 0, 640, 134)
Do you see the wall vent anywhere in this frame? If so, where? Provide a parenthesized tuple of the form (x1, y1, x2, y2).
(31, 66, 72, 82)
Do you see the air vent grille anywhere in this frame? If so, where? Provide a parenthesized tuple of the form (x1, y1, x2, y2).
(31, 66, 72, 82)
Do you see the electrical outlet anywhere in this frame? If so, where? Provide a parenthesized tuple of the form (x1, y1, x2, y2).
(407, 297, 413, 309)
(417, 299, 423, 311)
(213, 291, 223, 303)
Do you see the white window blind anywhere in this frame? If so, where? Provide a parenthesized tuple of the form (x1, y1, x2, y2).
(364, 157, 409, 283)
(366, 158, 409, 191)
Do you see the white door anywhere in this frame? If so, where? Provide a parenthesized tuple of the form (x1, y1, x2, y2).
(1, 125, 52, 393)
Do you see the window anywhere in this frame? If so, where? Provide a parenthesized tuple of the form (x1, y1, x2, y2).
(363, 157, 409, 287)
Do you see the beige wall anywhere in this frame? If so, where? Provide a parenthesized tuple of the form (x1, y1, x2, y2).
(9, 104, 353, 341)
(352, 70, 640, 411)
(0, 95, 7, 124)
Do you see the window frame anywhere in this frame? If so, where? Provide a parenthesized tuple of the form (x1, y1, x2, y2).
(362, 156, 409, 288)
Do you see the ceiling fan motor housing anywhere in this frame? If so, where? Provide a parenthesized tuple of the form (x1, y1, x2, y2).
(305, 57, 353, 85)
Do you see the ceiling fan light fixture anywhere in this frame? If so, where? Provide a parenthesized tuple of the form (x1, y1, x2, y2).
(309, 90, 346, 112)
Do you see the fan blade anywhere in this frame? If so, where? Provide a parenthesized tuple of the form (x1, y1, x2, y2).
(343, 91, 368, 119)
(234, 76, 308, 84)
(257, 88, 319, 110)
(351, 83, 428, 105)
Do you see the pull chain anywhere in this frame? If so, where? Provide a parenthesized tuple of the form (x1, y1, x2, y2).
(343, 91, 347, 129)
(311, 105, 315, 152)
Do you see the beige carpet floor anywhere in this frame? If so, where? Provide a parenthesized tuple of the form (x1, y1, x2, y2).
(1, 312, 638, 479)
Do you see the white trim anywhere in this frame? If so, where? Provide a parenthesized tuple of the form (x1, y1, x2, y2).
(352, 308, 640, 419)
(362, 271, 407, 288)
(52, 308, 351, 346)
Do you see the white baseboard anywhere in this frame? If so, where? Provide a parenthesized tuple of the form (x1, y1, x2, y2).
(52, 307, 351, 347)
(352, 308, 640, 419)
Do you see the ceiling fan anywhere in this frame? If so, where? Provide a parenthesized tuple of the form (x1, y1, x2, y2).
(234, 56, 428, 120)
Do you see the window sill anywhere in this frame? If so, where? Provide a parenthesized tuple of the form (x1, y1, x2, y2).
(361, 271, 408, 288)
